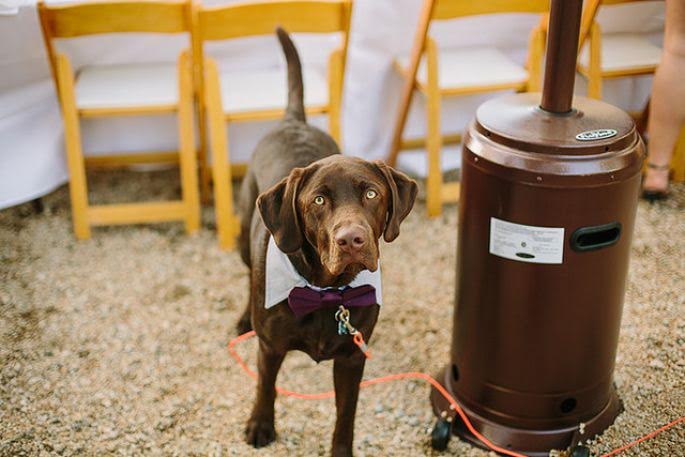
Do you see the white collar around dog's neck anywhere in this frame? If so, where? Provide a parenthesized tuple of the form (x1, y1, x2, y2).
(264, 235, 383, 309)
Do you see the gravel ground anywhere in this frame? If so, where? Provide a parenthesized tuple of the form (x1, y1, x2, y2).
(1, 169, 683, 457)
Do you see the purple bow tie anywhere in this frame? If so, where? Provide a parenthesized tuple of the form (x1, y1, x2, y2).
(287, 285, 378, 318)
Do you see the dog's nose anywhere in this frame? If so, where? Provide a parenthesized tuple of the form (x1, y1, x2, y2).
(335, 226, 367, 252)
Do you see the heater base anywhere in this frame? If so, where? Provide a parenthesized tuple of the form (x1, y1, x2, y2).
(430, 367, 622, 456)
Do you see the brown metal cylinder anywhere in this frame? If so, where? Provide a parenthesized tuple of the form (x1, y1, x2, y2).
(540, 0, 583, 113)
(430, 93, 644, 455)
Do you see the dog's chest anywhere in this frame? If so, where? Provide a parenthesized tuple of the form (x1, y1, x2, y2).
(263, 304, 379, 362)
(298, 310, 354, 361)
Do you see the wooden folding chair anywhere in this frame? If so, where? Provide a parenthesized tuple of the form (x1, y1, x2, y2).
(38, 0, 200, 240)
(387, 0, 549, 217)
(577, 0, 664, 100)
(193, 0, 352, 250)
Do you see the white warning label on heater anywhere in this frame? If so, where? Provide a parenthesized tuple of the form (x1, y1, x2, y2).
(489, 217, 565, 264)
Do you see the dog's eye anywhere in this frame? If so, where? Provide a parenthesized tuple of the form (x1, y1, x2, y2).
(314, 196, 325, 205)
(365, 189, 378, 199)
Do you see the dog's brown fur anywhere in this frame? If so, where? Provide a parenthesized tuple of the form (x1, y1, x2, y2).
(236, 28, 417, 457)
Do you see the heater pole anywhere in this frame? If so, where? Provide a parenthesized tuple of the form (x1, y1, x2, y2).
(540, 0, 584, 114)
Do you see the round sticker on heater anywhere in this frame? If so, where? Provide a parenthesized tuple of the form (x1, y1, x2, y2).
(489, 217, 565, 264)
(575, 129, 618, 141)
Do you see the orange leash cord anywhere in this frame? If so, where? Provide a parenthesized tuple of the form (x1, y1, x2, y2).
(599, 416, 685, 457)
(229, 330, 684, 456)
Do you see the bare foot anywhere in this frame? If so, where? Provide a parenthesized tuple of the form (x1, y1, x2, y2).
(643, 166, 669, 193)
(642, 163, 670, 202)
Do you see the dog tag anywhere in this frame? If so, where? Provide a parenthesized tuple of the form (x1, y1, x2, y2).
(338, 321, 349, 335)
(335, 306, 351, 335)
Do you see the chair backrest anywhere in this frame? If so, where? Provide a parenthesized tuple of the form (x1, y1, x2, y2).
(193, 0, 353, 111)
(578, 0, 662, 47)
(195, 0, 352, 42)
(38, 0, 192, 100)
(431, 0, 549, 21)
(38, 0, 191, 39)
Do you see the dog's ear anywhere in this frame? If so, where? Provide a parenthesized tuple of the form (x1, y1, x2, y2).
(374, 161, 418, 242)
(257, 168, 305, 254)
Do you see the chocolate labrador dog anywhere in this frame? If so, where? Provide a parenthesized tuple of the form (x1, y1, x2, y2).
(235, 28, 417, 457)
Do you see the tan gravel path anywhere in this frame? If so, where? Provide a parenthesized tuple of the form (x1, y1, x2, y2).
(1, 170, 683, 456)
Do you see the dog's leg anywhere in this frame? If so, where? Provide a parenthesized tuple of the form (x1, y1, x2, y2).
(236, 170, 259, 335)
(245, 340, 285, 448)
(236, 291, 253, 334)
(236, 260, 253, 334)
(238, 170, 258, 268)
(236, 307, 252, 334)
(331, 353, 366, 457)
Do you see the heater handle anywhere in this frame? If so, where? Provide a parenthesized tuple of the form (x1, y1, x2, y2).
(540, 0, 584, 114)
(570, 222, 622, 252)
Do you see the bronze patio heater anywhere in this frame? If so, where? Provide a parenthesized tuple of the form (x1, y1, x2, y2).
(429, 0, 644, 455)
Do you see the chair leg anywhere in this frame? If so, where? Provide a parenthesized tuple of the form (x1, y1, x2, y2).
(197, 107, 212, 204)
(425, 37, 443, 217)
(587, 23, 602, 100)
(526, 24, 545, 92)
(387, 0, 437, 167)
(190, 1, 212, 205)
(328, 48, 343, 148)
(56, 54, 90, 240)
(587, 72, 602, 100)
(205, 59, 238, 250)
(178, 51, 200, 234)
(672, 125, 685, 183)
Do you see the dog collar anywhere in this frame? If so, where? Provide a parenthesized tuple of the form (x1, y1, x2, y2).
(264, 235, 383, 310)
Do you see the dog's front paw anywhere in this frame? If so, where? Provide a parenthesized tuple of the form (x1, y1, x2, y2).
(245, 417, 276, 448)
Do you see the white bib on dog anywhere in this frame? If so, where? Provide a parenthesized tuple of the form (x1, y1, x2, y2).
(264, 235, 383, 309)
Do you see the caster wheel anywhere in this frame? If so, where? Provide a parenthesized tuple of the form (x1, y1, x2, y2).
(431, 418, 451, 451)
(31, 198, 44, 214)
(570, 444, 591, 457)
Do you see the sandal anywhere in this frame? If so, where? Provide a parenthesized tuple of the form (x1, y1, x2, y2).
(641, 162, 670, 202)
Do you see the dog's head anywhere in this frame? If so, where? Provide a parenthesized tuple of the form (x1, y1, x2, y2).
(257, 156, 417, 278)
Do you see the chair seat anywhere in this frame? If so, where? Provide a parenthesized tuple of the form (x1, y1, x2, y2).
(398, 46, 528, 91)
(220, 67, 329, 114)
(579, 33, 662, 73)
(75, 63, 178, 109)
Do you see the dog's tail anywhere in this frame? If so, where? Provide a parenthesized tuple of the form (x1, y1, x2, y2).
(276, 27, 306, 123)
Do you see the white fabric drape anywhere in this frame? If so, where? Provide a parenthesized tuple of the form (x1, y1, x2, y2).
(0, 0, 664, 209)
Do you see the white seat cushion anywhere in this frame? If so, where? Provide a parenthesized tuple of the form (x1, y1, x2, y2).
(75, 63, 178, 109)
(579, 33, 662, 72)
(219, 67, 328, 114)
(398, 46, 528, 90)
